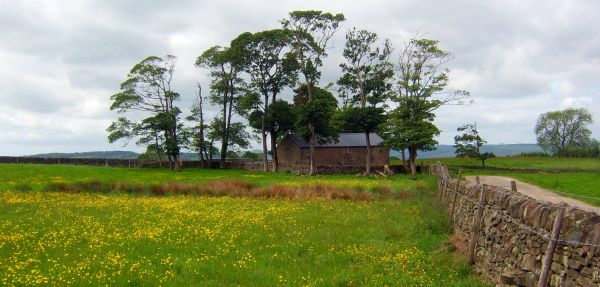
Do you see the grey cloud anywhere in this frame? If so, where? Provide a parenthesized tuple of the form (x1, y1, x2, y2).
(1, 0, 600, 155)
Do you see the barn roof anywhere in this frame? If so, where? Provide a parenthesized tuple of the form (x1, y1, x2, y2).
(287, 133, 386, 148)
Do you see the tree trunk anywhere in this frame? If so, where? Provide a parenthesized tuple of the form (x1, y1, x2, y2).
(271, 130, 279, 172)
(365, 132, 372, 175)
(401, 148, 408, 173)
(261, 128, 268, 172)
(261, 94, 269, 172)
(408, 146, 417, 175)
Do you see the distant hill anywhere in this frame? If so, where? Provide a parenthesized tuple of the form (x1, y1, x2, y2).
(28, 151, 139, 159)
(391, 144, 543, 159)
(27, 144, 543, 160)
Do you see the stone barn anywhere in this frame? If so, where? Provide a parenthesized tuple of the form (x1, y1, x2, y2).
(277, 133, 389, 169)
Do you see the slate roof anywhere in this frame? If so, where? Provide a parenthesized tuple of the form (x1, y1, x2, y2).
(287, 133, 385, 148)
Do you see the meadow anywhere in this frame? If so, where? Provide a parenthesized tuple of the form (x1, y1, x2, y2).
(0, 164, 486, 286)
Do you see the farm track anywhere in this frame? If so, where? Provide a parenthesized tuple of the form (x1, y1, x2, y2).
(465, 175, 600, 215)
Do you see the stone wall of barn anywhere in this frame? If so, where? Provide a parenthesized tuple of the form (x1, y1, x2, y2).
(276, 137, 390, 167)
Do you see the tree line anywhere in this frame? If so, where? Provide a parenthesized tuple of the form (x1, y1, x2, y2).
(107, 10, 468, 175)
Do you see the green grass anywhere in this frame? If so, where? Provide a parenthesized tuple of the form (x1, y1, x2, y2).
(0, 164, 424, 193)
(461, 170, 600, 207)
(412, 156, 600, 171)
(405, 157, 600, 206)
(0, 164, 486, 286)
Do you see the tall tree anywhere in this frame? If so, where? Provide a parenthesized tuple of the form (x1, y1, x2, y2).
(184, 83, 210, 167)
(385, 38, 469, 174)
(196, 46, 245, 168)
(453, 123, 495, 166)
(107, 55, 183, 170)
(232, 29, 298, 171)
(338, 28, 393, 175)
(282, 10, 345, 175)
(535, 108, 593, 157)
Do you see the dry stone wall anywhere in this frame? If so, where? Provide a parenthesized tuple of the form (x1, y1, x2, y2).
(0, 156, 387, 174)
(434, 165, 600, 287)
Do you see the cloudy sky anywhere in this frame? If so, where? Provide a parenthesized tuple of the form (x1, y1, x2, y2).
(1, 0, 599, 156)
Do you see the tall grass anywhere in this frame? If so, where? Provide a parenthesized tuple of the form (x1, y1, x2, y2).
(43, 179, 411, 201)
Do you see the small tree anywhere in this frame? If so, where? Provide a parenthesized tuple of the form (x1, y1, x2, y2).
(453, 123, 495, 166)
(534, 108, 593, 157)
(384, 37, 469, 174)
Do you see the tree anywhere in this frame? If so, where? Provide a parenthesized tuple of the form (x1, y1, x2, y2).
(205, 117, 251, 160)
(231, 29, 298, 171)
(282, 10, 345, 175)
(338, 28, 393, 175)
(293, 85, 340, 156)
(453, 123, 495, 166)
(196, 46, 246, 168)
(245, 100, 297, 170)
(534, 108, 593, 157)
(384, 38, 469, 174)
(107, 55, 183, 170)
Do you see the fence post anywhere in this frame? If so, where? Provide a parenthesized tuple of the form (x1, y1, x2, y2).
(438, 177, 444, 198)
(450, 169, 462, 219)
(537, 204, 566, 287)
(468, 185, 487, 265)
(475, 176, 480, 185)
(510, 180, 517, 192)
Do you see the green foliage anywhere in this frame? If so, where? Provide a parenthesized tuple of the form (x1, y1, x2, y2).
(337, 28, 393, 107)
(338, 106, 387, 133)
(240, 150, 263, 161)
(293, 85, 339, 144)
(282, 10, 345, 86)
(453, 123, 495, 166)
(206, 117, 250, 154)
(535, 108, 593, 157)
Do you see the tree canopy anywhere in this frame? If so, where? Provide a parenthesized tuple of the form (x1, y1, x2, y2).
(535, 108, 593, 157)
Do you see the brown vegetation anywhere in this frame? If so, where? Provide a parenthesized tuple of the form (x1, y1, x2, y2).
(42, 179, 413, 201)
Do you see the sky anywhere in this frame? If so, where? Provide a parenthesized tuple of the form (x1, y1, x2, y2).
(1, 0, 599, 156)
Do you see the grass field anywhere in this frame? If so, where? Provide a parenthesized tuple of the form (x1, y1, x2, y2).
(413, 156, 600, 171)
(416, 157, 600, 206)
(0, 164, 486, 286)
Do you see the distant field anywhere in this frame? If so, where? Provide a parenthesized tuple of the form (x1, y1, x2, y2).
(0, 164, 486, 286)
(413, 156, 600, 170)
(413, 157, 600, 206)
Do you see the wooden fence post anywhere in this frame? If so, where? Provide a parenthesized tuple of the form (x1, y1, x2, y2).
(450, 169, 462, 219)
(438, 177, 444, 199)
(537, 204, 566, 287)
(475, 176, 480, 185)
(511, 180, 517, 192)
(468, 185, 487, 265)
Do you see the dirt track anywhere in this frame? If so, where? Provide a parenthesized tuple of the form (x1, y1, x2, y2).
(465, 175, 600, 215)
